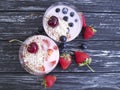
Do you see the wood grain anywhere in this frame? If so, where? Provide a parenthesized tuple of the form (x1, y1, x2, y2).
(0, 0, 120, 13)
(0, 73, 119, 90)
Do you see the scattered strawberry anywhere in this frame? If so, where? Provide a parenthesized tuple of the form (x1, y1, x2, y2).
(47, 49, 53, 56)
(74, 51, 95, 72)
(81, 13, 87, 28)
(42, 75, 56, 88)
(84, 26, 97, 40)
(59, 53, 72, 70)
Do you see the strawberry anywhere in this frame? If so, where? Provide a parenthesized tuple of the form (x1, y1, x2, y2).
(43, 39, 50, 47)
(42, 75, 56, 88)
(84, 26, 97, 40)
(59, 53, 72, 70)
(39, 65, 45, 71)
(47, 49, 53, 56)
(50, 60, 56, 67)
(81, 13, 87, 28)
(74, 51, 95, 72)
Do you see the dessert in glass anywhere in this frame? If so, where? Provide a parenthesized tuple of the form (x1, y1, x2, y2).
(19, 35, 59, 75)
(43, 2, 83, 42)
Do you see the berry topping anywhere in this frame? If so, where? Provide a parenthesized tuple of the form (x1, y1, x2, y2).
(62, 8, 68, 14)
(59, 35, 67, 42)
(47, 49, 53, 56)
(63, 16, 68, 21)
(48, 16, 59, 28)
(68, 22, 74, 27)
(70, 12, 74, 17)
(75, 19, 78, 22)
(27, 42, 38, 53)
(55, 8, 60, 13)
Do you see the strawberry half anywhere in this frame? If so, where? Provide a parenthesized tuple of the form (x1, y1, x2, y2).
(84, 26, 97, 40)
(59, 53, 72, 70)
(74, 51, 95, 72)
(42, 75, 56, 88)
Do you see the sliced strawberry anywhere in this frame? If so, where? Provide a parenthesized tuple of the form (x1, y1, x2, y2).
(39, 65, 45, 71)
(42, 75, 56, 88)
(50, 60, 56, 67)
(84, 26, 97, 40)
(53, 46, 58, 50)
(43, 39, 50, 47)
(47, 49, 53, 56)
(74, 51, 95, 72)
(59, 53, 72, 70)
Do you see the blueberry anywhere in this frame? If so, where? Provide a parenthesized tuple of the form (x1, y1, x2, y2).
(55, 8, 60, 13)
(59, 43, 66, 50)
(62, 8, 68, 14)
(59, 35, 67, 42)
(80, 43, 87, 49)
(70, 12, 74, 17)
(75, 19, 78, 22)
(63, 16, 68, 21)
(68, 22, 74, 27)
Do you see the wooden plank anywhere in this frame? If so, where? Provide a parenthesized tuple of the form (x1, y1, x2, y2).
(0, 73, 119, 90)
(0, 12, 120, 40)
(0, 0, 120, 13)
(1, 40, 120, 72)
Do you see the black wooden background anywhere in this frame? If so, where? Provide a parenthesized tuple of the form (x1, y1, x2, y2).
(0, 0, 120, 90)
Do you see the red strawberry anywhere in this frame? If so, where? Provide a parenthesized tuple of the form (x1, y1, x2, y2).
(42, 75, 56, 88)
(53, 46, 58, 50)
(74, 51, 95, 72)
(47, 49, 53, 56)
(50, 60, 56, 67)
(43, 39, 50, 47)
(84, 26, 97, 40)
(59, 53, 72, 70)
(39, 65, 45, 71)
(81, 13, 87, 28)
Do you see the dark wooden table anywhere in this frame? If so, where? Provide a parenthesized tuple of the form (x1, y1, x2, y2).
(0, 0, 120, 90)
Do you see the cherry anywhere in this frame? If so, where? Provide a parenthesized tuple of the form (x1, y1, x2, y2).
(27, 42, 38, 53)
(47, 16, 59, 28)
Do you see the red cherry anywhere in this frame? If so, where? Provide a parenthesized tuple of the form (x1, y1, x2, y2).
(27, 42, 38, 53)
(48, 16, 59, 28)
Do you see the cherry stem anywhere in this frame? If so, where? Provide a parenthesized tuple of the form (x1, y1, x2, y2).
(9, 39, 23, 45)
(86, 63, 95, 72)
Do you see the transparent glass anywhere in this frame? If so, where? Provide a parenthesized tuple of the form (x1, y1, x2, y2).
(43, 2, 83, 42)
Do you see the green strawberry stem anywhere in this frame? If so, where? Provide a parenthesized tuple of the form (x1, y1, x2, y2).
(41, 79, 46, 88)
(86, 63, 95, 72)
(9, 39, 23, 45)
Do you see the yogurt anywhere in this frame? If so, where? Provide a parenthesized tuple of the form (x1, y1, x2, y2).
(19, 35, 59, 75)
(43, 3, 82, 42)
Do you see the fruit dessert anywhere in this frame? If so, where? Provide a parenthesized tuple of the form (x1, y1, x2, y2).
(19, 35, 59, 75)
(43, 3, 82, 42)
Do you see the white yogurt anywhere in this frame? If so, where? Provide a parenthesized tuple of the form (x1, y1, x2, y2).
(19, 35, 59, 75)
(43, 3, 82, 42)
